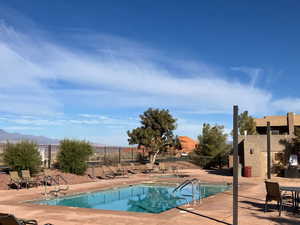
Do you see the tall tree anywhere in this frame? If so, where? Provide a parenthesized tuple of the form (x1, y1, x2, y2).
(238, 111, 256, 135)
(194, 123, 230, 168)
(127, 108, 177, 164)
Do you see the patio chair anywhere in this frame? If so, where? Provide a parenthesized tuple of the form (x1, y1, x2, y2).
(9, 171, 23, 189)
(264, 181, 285, 216)
(21, 170, 39, 188)
(43, 169, 51, 178)
(159, 163, 167, 173)
(117, 163, 129, 175)
(0, 213, 53, 225)
(143, 163, 154, 173)
(112, 164, 129, 177)
(128, 163, 138, 174)
(106, 165, 128, 177)
(101, 166, 115, 179)
(86, 167, 96, 179)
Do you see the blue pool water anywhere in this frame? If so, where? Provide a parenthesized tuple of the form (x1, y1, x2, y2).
(34, 184, 229, 213)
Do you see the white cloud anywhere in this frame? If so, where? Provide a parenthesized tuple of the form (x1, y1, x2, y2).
(271, 98, 300, 113)
(1, 16, 300, 144)
(0, 22, 279, 117)
(0, 114, 137, 130)
(231, 66, 262, 88)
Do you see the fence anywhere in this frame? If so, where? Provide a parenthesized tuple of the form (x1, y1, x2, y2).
(88, 146, 143, 166)
(38, 145, 143, 168)
(0, 143, 190, 168)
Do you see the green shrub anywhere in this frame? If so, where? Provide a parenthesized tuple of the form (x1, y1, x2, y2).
(194, 123, 231, 169)
(57, 139, 93, 175)
(3, 141, 41, 175)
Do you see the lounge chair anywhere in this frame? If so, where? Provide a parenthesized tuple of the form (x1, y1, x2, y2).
(86, 167, 110, 179)
(117, 164, 128, 175)
(95, 168, 107, 179)
(9, 171, 23, 189)
(264, 181, 287, 216)
(0, 213, 53, 225)
(108, 165, 128, 177)
(159, 163, 167, 173)
(102, 166, 115, 177)
(99, 166, 115, 179)
(43, 169, 51, 178)
(128, 163, 138, 174)
(21, 170, 39, 188)
(105, 165, 121, 176)
(86, 167, 96, 179)
(143, 163, 154, 173)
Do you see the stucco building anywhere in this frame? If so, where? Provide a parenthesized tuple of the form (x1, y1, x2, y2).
(238, 112, 299, 177)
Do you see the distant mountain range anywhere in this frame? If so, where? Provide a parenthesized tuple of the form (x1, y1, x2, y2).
(0, 129, 59, 144)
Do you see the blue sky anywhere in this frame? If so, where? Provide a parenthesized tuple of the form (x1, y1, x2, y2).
(0, 0, 300, 145)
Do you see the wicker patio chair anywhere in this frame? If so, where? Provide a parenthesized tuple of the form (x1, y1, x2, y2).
(101, 166, 115, 179)
(159, 163, 167, 173)
(9, 171, 23, 189)
(264, 181, 285, 216)
(21, 170, 39, 188)
(0, 213, 53, 225)
(128, 163, 138, 174)
(143, 163, 154, 173)
(106, 165, 128, 177)
(117, 163, 129, 175)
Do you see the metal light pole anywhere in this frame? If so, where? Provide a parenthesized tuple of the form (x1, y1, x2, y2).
(48, 145, 51, 169)
(267, 121, 271, 179)
(233, 105, 239, 225)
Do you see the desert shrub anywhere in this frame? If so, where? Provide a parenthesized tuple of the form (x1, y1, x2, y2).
(57, 139, 93, 175)
(3, 141, 41, 175)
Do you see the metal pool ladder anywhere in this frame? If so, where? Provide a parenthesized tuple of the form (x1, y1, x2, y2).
(43, 174, 69, 199)
(173, 178, 202, 205)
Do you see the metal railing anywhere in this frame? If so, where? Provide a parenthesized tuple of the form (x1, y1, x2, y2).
(43, 174, 69, 198)
(173, 178, 202, 205)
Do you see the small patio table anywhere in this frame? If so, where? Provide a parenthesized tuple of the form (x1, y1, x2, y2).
(280, 186, 300, 210)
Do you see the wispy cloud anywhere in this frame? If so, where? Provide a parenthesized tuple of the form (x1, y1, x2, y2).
(0, 9, 299, 144)
(271, 98, 300, 113)
(0, 114, 137, 128)
(0, 21, 278, 117)
(231, 66, 263, 88)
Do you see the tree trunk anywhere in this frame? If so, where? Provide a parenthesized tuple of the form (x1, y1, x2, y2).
(151, 149, 160, 164)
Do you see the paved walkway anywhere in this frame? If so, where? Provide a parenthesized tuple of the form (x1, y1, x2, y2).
(1, 169, 300, 225)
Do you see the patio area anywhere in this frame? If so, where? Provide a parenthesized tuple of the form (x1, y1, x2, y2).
(1, 168, 300, 225)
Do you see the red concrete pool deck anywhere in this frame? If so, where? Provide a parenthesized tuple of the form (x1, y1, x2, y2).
(1, 169, 300, 225)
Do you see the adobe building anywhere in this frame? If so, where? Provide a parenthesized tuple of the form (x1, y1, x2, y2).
(238, 112, 299, 177)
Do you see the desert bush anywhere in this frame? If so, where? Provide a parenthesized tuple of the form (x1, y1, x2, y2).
(57, 139, 93, 175)
(3, 141, 41, 175)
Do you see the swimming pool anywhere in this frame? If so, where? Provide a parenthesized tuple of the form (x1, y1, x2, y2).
(34, 183, 229, 213)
